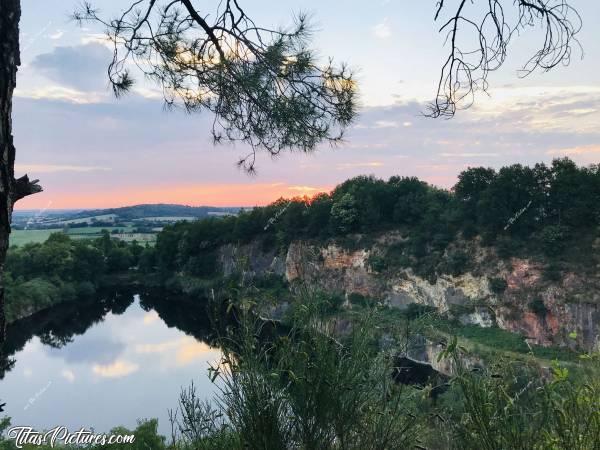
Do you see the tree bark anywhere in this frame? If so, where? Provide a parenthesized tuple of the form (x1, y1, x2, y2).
(0, 0, 42, 345)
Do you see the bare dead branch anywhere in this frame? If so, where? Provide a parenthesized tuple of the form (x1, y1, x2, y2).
(429, 0, 582, 118)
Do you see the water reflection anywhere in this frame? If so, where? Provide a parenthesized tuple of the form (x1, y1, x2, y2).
(0, 289, 225, 435)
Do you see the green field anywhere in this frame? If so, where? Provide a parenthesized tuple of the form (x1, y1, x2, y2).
(134, 216, 196, 222)
(66, 226, 132, 235)
(9, 226, 156, 247)
(9, 229, 64, 247)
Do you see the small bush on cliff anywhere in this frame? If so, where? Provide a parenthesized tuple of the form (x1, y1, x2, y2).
(543, 262, 562, 282)
(494, 235, 520, 259)
(539, 225, 570, 256)
(442, 249, 470, 276)
(348, 292, 369, 307)
(382, 242, 411, 269)
(488, 277, 508, 294)
(401, 303, 437, 320)
(528, 298, 547, 317)
(367, 254, 387, 272)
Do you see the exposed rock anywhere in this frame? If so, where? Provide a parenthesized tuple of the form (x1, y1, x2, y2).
(388, 272, 492, 312)
(406, 334, 483, 376)
(218, 237, 600, 352)
(458, 307, 494, 328)
(285, 242, 384, 297)
(219, 241, 284, 278)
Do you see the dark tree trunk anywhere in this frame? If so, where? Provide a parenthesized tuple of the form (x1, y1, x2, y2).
(0, 0, 41, 345)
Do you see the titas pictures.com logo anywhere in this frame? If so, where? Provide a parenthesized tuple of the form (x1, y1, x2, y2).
(7, 426, 135, 448)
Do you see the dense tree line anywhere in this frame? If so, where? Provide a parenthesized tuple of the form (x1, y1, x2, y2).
(4, 232, 149, 322)
(151, 158, 600, 279)
(6, 157, 598, 312)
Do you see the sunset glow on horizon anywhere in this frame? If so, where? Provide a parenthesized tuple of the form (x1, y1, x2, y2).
(13, 0, 600, 212)
(14, 182, 334, 210)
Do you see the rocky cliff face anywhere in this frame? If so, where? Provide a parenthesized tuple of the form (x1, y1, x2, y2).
(218, 237, 600, 352)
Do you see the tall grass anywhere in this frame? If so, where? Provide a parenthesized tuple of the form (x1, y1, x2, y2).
(168, 294, 425, 449)
(439, 338, 600, 450)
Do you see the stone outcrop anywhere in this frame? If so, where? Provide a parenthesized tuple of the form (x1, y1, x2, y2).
(219, 241, 285, 278)
(218, 237, 600, 352)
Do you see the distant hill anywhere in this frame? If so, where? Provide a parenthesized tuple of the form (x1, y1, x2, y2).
(11, 204, 242, 229)
(69, 204, 241, 221)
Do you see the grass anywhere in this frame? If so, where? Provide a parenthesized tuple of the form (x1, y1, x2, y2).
(340, 304, 583, 366)
(9, 226, 156, 247)
(9, 229, 63, 247)
(66, 226, 132, 235)
(134, 216, 198, 221)
(57, 213, 117, 224)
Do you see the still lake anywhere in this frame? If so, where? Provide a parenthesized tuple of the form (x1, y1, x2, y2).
(0, 290, 223, 435)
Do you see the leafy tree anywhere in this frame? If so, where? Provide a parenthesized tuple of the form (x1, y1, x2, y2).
(330, 193, 359, 234)
(138, 246, 157, 273)
(0, 0, 584, 344)
(305, 193, 333, 238)
(390, 177, 429, 225)
(454, 167, 496, 226)
(71, 242, 106, 282)
(538, 225, 570, 256)
(548, 158, 599, 227)
(106, 247, 134, 273)
(477, 164, 542, 236)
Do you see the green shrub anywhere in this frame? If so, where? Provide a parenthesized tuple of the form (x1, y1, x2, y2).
(442, 347, 600, 450)
(367, 254, 386, 272)
(462, 222, 478, 239)
(402, 303, 437, 320)
(543, 263, 562, 282)
(539, 225, 570, 256)
(528, 298, 547, 316)
(195, 306, 426, 450)
(443, 249, 469, 276)
(488, 277, 508, 294)
(495, 236, 519, 259)
(383, 242, 410, 268)
(347, 292, 369, 307)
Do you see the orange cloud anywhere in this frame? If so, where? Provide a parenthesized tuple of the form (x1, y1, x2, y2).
(92, 360, 139, 378)
(175, 339, 217, 366)
(547, 145, 600, 156)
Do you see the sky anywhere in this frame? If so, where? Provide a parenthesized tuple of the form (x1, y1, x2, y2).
(13, 0, 600, 209)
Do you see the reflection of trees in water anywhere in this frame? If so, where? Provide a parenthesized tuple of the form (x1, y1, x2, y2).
(138, 289, 232, 348)
(0, 288, 136, 378)
(0, 288, 235, 380)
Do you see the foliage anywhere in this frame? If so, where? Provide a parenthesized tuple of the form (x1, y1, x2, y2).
(4, 232, 143, 322)
(528, 298, 548, 317)
(543, 263, 562, 282)
(74, 1, 356, 172)
(441, 346, 600, 450)
(330, 193, 359, 233)
(488, 277, 507, 294)
(165, 299, 425, 450)
(347, 292, 371, 307)
(149, 158, 600, 284)
(539, 225, 570, 256)
(442, 248, 470, 276)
